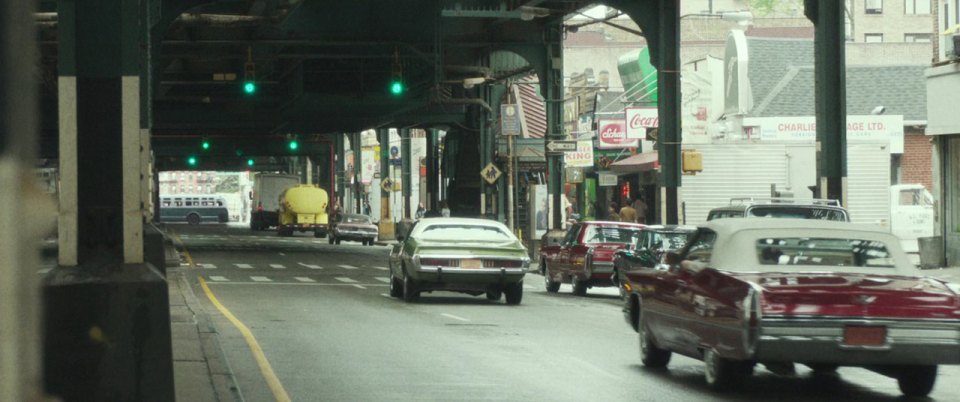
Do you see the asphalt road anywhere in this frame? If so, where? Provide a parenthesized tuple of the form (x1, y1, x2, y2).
(172, 223, 960, 402)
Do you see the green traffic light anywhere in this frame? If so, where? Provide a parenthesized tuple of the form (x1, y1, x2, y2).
(187, 156, 198, 166)
(246, 158, 255, 167)
(288, 140, 299, 151)
(390, 80, 404, 95)
(201, 140, 210, 150)
(244, 81, 256, 94)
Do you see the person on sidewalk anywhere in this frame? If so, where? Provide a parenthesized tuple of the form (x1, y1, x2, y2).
(606, 206, 622, 222)
(440, 201, 451, 217)
(634, 195, 649, 224)
(415, 203, 426, 219)
(619, 198, 638, 223)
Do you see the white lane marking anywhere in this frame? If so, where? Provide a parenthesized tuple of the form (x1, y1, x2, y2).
(335, 277, 358, 283)
(269, 264, 286, 269)
(251, 276, 272, 282)
(440, 313, 470, 322)
(197, 263, 217, 269)
(297, 263, 323, 269)
(235, 263, 254, 269)
(294, 277, 315, 283)
(279, 253, 286, 256)
(209, 276, 230, 282)
(37, 268, 52, 275)
(371, 266, 389, 271)
(338, 264, 358, 270)
(374, 277, 391, 283)
(380, 293, 391, 298)
(352, 284, 367, 289)
(523, 285, 534, 290)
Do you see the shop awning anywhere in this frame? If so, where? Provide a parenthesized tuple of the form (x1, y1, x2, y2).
(610, 151, 659, 174)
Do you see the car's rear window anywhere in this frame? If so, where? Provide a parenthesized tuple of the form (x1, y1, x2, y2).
(652, 232, 691, 251)
(419, 224, 513, 241)
(747, 206, 848, 221)
(583, 226, 640, 244)
(756, 237, 895, 267)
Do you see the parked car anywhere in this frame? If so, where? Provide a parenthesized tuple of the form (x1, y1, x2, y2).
(540, 221, 644, 296)
(707, 197, 849, 221)
(612, 225, 695, 295)
(387, 218, 529, 304)
(329, 213, 378, 245)
(620, 218, 960, 396)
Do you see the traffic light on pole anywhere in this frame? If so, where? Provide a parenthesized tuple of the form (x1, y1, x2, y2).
(201, 138, 210, 150)
(288, 139, 299, 151)
(243, 46, 257, 95)
(389, 48, 404, 96)
(246, 158, 255, 167)
(389, 78, 404, 96)
(187, 156, 198, 167)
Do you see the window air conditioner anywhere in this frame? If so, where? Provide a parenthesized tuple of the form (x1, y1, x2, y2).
(944, 25, 960, 60)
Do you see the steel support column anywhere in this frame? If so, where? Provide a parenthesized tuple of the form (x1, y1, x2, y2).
(658, 0, 681, 225)
(378, 128, 394, 237)
(401, 128, 412, 219)
(427, 128, 439, 211)
(805, 0, 847, 204)
(544, 24, 565, 229)
(0, 0, 48, 399)
(336, 133, 346, 209)
(353, 132, 363, 214)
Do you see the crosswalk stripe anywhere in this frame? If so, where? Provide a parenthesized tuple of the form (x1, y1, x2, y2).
(235, 263, 254, 269)
(270, 264, 286, 269)
(338, 264, 358, 270)
(37, 268, 52, 275)
(372, 266, 389, 271)
(374, 277, 391, 283)
(251, 276, 272, 282)
(335, 277, 358, 283)
(198, 263, 217, 269)
(209, 276, 229, 282)
(352, 284, 367, 289)
(294, 277, 315, 283)
(297, 262, 323, 269)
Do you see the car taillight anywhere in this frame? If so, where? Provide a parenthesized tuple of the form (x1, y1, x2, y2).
(483, 260, 522, 268)
(420, 258, 453, 267)
(743, 289, 762, 355)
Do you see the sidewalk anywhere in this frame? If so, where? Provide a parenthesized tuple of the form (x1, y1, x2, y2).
(169, 266, 243, 402)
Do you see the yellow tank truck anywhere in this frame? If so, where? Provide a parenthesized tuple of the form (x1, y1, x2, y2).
(277, 184, 329, 237)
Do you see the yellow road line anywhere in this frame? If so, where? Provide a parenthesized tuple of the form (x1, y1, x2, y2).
(198, 277, 292, 402)
(166, 228, 194, 267)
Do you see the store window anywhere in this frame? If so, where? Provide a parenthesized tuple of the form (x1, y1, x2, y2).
(905, 33, 932, 42)
(865, 0, 883, 14)
(904, 0, 931, 15)
(865, 33, 884, 43)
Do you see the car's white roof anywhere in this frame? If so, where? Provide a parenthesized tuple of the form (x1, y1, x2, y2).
(700, 218, 914, 274)
(412, 217, 510, 232)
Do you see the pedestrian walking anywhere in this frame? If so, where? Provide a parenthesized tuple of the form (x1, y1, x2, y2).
(634, 195, 649, 224)
(606, 206, 621, 222)
(415, 203, 426, 219)
(440, 201, 451, 217)
(619, 198, 638, 223)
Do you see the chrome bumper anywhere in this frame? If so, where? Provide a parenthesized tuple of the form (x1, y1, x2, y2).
(755, 317, 960, 365)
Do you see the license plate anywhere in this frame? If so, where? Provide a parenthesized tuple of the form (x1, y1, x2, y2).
(461, 259, 482, 269)
(299, 214, 314, 223)
(843, 326, 886, 346)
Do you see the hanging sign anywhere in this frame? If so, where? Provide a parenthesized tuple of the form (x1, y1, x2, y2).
(597, 119, 638, 149)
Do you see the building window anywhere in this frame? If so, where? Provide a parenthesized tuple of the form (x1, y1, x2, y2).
(865, 33, 884, 42)
(865, 0, 883, 14)
(904, 0, 931, 15)
(905, 33, 932, 42)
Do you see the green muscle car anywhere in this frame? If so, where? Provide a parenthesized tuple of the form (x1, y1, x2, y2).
(387, 218, 530, 304)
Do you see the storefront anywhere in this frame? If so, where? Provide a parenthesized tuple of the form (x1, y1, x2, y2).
(926, 62, 960, 266)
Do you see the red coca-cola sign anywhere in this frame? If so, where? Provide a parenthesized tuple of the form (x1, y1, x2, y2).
(628, 114, 659, 129)
(597, 119, 637, 149)
(625, 107, 658, 140)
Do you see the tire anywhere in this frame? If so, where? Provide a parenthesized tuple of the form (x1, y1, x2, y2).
(504, 281, 523, 305)
(897, 365, 937, 397)
(402, 272, 420, 302)
(703, 349, 750, 391)
(186, 213, 201, 225)
(389, 274, 403, 298)
(544, 262, 560, 293)
(485, 290, 502, 301)
(807, 363, 838, 375)
(335, 239, 342, 245)
(572, 275, 588, 296)
(639, 312, 671, 368)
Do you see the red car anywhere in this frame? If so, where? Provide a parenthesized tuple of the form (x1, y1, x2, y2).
(540, 221, 644, 295)
(621, 218, 960, 397)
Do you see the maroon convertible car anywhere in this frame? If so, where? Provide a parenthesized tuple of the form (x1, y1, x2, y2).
(621, 218, 960, 397)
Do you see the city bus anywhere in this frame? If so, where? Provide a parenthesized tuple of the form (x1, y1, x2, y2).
(158, 195, 229, 224)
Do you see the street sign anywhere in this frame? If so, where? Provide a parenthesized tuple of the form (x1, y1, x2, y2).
(381, 178, 394, 192)
(598, 172, 618, 186)
(480, 163, 502, 185)
(565, 167, 583, 184)
(500, 104, 521, 136)
(545, 140, 577, 153)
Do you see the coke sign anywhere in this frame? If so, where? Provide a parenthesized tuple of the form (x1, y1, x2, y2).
(625, 107, 658, 139)
(597, 119, 637, 149)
